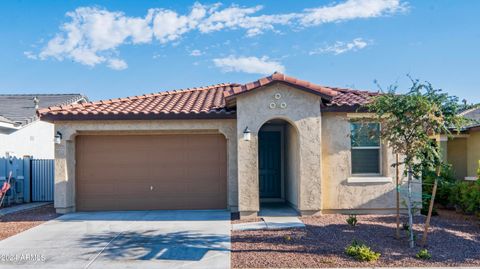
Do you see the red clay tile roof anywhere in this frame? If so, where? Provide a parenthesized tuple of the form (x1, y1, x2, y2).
(39, 73, 378, 121)
(224, 72, 340, 100)
(328, 88, 377, 106)
(38, 83, 237, 121)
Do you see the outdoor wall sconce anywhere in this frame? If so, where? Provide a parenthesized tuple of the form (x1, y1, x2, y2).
(54, 131, 63, 144)
(243, 126, 251, 141)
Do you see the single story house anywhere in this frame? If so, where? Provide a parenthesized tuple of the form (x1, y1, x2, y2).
(39, 73, 419, 217)
(443, 106, 480, 181)
(0, 94, 87, 159)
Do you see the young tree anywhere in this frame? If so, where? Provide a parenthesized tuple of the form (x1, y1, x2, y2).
(367, 78, 464, 248)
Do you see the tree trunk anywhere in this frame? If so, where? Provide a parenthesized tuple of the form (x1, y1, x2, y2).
(406, 165, 415, 248)
(421, 167, 440, 247)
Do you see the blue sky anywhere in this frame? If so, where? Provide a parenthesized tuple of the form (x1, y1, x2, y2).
(0, 0, 479, 103)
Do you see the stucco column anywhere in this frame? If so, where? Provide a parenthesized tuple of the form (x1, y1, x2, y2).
(297, 116, 322, 214)
(54, 139, 75, 213)
(237, 129, 260, 218)
(219, 127, 239, 212)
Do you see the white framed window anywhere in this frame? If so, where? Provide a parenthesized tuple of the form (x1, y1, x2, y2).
(350, 122, 381, 176)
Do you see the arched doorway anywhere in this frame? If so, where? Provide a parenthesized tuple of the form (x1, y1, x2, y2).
(258, 119, 299, 212)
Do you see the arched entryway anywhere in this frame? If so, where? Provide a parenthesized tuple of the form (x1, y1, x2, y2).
(258, 119, 299, 213)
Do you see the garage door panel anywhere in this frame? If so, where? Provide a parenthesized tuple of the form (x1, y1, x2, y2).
(75, 134, 227, 211)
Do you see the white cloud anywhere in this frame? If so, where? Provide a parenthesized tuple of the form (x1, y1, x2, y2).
(300, 0, 407, 26)
(197, 5, 296, 37)
(190, 49, 203, 56)
(23, 51, 38, 60)
(38, 7, 153, 68)
(213, 55, 285, 75)
(152, 3, 207, 43)
(107, 58, 128, 70)
(310, 38, 370, 55)
(32, 1, 406, 70)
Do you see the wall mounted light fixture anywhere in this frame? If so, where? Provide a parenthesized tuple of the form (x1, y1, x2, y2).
(54, 131, 63, 144)
(243, 126, 251, 141)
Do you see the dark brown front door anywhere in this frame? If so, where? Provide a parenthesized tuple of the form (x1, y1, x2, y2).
(75, 134, 227, 211)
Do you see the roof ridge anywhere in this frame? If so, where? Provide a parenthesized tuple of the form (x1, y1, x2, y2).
(330, 87, 379, 95)
(225, 72, 343, 99)
(152, 82, 236, 97)
(459, 105, 480, 116)
(51, 95, 87, 107)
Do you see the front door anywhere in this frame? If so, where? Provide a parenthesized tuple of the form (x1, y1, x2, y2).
(258, 131, 281, 198)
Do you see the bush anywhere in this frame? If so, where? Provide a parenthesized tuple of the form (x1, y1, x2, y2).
(422, 160, 480, 216)
(345, 240, 381, 262)
(416, 249, 432, 259)
(422, 166, 456, 208)
(449, 179, 480, 214)
(346, 214, 358, 227)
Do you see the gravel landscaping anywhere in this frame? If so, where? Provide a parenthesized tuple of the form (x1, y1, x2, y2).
(0, 204, 60, 241)
(232, 212, 480, 268)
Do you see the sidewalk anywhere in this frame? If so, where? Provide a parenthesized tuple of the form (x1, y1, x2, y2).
(0, 202, 51, 217)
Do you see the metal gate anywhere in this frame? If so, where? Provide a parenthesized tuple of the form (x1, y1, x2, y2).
(31, 159, 54, 202)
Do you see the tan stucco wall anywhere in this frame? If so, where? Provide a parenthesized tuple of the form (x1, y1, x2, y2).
(321, 113, 418, 212)
(466, 130, 480, 178)
(447, 137, 467, 180)
(236, 83, 322, 217)
(53, 119, 237, 213)
(285, 123, 299, 207)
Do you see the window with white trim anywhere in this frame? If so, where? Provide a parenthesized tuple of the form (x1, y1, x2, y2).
(350, 122, 381, 175)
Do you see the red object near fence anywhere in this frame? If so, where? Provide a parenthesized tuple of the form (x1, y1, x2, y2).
(0, 171, 12, 206)
(0, 182, 11, 196)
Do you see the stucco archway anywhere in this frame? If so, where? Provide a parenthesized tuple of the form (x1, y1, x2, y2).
(257, 118, 300, 211)
(235, 82, 323, 218)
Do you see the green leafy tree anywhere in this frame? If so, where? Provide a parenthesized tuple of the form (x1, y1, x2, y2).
(367, 77, 465, 248)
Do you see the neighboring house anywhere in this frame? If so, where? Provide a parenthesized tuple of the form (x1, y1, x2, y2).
(443, 106, 480, 181)
(0, 94, 87, 159)
(39, 73, 420, 217)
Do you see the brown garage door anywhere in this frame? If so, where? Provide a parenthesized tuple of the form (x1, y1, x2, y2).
(75, 134, 227, 211)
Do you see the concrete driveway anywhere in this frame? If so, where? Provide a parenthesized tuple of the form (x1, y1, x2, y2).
(0, 210, 230, 269)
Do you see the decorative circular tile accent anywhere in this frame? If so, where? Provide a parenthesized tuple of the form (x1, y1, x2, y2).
(274, 93, 282, 100)
(269, 102, 276, 109)
(280, 102, 287, 109)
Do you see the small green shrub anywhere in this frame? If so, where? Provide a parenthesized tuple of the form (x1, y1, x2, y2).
(346, 214, 358, 227)
(421, 200, 438, 216)
(345, 240, 381, 262)
(450, 179, 480, 214)
(423, 163, 480, 216)
(406, 228, 417, 242)
(416, 249, 432, 260)
(283, 235, 292, 241)
(422, 166, 456, 208)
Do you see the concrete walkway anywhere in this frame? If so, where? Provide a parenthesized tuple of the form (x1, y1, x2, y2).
(0, 210, 231, 269)
(233, 203, 305, 231)
(232, 216, 305, 231)
(0, 202, 51, 217)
